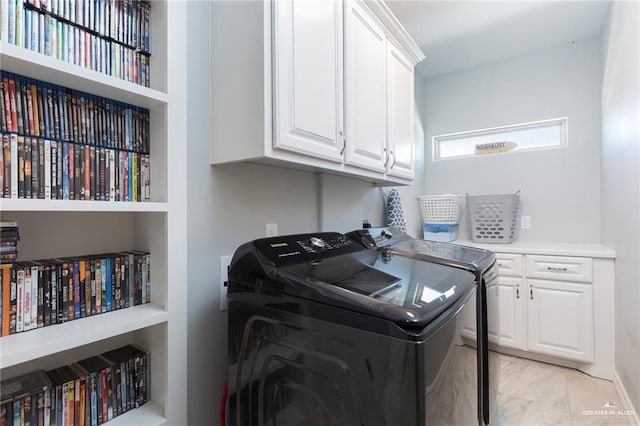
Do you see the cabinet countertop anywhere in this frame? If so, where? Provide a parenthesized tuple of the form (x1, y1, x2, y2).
(454, 240, 615, 259)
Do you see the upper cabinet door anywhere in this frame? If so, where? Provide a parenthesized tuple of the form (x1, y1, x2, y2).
(386, 42, 415, 179)
(273, 0, 345, 162)
(344, 2, 387, 173)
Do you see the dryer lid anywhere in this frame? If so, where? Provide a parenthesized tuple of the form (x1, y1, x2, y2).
(348, 227, 495, 274)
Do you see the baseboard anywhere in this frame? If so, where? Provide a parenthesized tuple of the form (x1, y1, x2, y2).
(613, 369, 640, 426)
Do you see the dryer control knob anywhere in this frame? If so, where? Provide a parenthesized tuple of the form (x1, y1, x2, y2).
(309, 236, 326, 249)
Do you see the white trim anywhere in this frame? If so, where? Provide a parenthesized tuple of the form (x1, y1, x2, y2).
(614, 369, 640, 426)
(363, 0, 425, 64)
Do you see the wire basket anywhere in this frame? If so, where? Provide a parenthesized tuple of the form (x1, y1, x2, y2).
(418, 194, 463, 224)
(466, 192, 520, 243)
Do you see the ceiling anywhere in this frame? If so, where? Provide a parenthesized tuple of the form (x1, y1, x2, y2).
(385, 0, 612, 77)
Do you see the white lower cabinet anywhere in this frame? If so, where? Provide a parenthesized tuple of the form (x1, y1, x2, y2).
(527, 279, 594, 362)
(460, 250, 606, 368)
(460, 276, 526, 350)
(491, 276, 526, 350)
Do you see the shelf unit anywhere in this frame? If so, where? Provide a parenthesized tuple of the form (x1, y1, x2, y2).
(0, 1, 187, 425)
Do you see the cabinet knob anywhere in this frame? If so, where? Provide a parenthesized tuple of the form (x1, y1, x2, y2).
(547, 266, 568, 272)
(516, 288, 520, 299)
(383, 148, 390, 167)
(390, 150, 396, 168)
(530, 287, 534, 300)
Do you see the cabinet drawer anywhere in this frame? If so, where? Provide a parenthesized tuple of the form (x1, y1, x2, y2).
(495, 253, 524, 277)
(526, 255, 592, 283)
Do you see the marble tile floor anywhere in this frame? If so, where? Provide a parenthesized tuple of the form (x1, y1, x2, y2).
(496, 353, 630, 426)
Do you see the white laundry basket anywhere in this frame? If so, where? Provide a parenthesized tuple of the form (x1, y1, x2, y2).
(418, 194, 463, 225)
(466, 192, 520, 243)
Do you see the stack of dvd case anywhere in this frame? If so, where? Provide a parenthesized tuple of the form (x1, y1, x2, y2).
(0, 344, 149, 426)
(0, 71, 151, 201)
(0, 250, 150, 337)
(2, 0, 152, 87)
(0, 221, 19, 264)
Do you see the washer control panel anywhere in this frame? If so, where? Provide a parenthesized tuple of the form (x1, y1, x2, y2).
(254, 232, 361, 265)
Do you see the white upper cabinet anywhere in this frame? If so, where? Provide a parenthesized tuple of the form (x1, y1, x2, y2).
(273, 0, 345, 162)
(386, 41, 415, 179)
(210, 0, 425, 186)
(344, 1, 387, 172)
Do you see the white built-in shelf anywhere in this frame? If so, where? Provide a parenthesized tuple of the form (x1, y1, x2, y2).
(0, 304, 168, 369)
(0, 41, 168, 109)
(0, 1, 187, 422)
(0, 199, 169, 212)
(107, 402, 166, 426)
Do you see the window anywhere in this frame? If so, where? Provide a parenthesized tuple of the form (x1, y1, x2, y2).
(433, 117, 568, 160)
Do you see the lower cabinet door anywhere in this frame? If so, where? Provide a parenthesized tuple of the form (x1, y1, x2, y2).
(488, 277, 526, 350)
(526, 279, 594, 362)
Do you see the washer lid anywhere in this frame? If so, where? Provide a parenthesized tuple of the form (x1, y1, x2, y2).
(278, 250, 476, 328)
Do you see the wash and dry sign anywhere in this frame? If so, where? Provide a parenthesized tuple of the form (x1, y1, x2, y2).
(475, 141, 518, 155)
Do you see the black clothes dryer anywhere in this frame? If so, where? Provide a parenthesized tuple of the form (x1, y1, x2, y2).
(348, 227, 499, 425)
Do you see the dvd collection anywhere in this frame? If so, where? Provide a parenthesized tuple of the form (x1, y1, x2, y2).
(0, 71, 151, 201)
(1, 0, 152, 87)
(0, 222, 19, 265)
(0, 344, 149, 426)
(1, 3, 154, 424)
(0, 250, 150, 337)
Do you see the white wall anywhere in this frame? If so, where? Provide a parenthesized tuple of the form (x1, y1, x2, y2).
(186, 2, 319, 423)
(600, 0, 640, 416)
(422, 37, 602, 243)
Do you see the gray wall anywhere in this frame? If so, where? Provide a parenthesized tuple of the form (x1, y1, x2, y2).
(187, 2, 318, 423)
(186, 2, 427, 424)
(422, 37, 602, 243)
(600, 0, 640, 415)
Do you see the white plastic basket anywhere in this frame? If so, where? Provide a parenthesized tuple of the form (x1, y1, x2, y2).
(466, 192, 520, 243)
(418, 194, 463, 224)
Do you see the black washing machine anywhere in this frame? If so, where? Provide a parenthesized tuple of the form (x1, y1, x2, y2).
(226, 229, 497, 425)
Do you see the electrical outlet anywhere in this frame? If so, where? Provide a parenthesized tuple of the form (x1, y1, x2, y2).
(220, 255, 232, 311)
(266, 223, 278, 237)
(521, 216, 532, 230)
